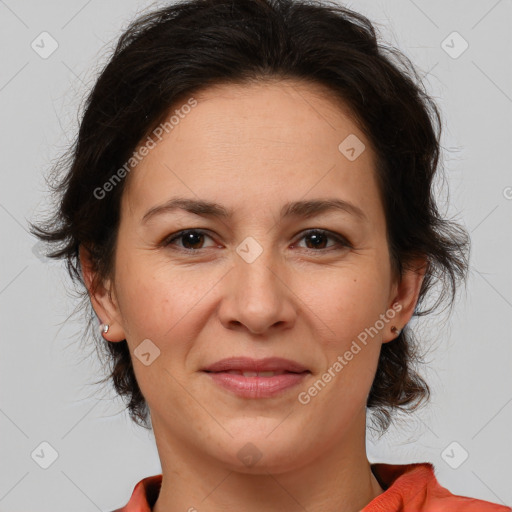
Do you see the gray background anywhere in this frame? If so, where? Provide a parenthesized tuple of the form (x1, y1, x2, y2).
(1, 0, 511, 510)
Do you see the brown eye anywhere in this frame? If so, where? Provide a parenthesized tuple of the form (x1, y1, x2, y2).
(294, 229, 351, 251)
(162, 228, 351, 254)
(163, 229, 215, 251)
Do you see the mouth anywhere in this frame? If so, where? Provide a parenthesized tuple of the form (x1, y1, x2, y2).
(204, 369, 308, 377)
(202, 356, 310, 374)
(201, 358, 311, 398)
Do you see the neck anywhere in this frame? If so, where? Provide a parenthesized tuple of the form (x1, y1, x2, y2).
(152, 411, 383, 512)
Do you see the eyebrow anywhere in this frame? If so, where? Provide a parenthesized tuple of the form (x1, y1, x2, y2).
(141, 196, 368, 224)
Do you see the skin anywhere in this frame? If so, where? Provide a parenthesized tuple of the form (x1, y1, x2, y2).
(81, 79, 426, 512)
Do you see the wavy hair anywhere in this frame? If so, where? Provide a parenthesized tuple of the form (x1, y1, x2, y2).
(31, 0, 470, 432)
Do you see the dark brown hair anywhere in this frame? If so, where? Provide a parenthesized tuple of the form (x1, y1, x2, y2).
(31, 0, 470, 432)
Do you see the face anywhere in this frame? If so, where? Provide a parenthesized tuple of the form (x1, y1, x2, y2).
(87, 80, 423, 474)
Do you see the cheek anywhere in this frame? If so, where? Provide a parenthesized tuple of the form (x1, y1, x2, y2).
(112, 259, 209, 410)
(305, 267, 391, 345)
(299, 273, 386, 413)
(300, 267, 388, 406)
(115, 265, 193, 337)
(113, 252, 225, 359)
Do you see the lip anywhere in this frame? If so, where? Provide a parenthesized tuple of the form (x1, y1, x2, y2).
(202, 356, 309, 373)
(202, 357, 310, 399)
(204, 372, 309, 398)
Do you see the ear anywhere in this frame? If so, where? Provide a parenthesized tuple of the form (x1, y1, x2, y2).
(79, 245, 126, 342)
(382, 256, 428, 344)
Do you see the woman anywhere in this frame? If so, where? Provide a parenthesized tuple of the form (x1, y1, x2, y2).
(31, 0, 510, 510)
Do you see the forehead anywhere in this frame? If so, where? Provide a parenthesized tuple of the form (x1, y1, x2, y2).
(121, 79, 382, 224)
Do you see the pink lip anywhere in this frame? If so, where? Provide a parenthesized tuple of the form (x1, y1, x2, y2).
(204, 372, 309, 398)
(202, 356, 309, 373)
(202, 357, 310, 398)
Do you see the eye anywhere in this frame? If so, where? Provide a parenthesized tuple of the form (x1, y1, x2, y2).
(162, 229, 216, 251)
(161, 228, 352, 253)
(292, 229, 352, 252)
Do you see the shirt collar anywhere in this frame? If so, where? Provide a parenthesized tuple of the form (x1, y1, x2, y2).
(113, 462, 510, 512)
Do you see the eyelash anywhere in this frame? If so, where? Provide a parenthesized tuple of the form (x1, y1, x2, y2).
(161, 228, 352, 254)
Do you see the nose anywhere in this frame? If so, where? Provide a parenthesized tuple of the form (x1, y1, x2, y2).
(217, 248, 297, 335)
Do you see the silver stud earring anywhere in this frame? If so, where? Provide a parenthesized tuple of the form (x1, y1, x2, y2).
(100, 323, 110, 334)
(391, 325, 401, 336)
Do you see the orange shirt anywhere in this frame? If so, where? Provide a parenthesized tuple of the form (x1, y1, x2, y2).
(111, 462, 511, 512)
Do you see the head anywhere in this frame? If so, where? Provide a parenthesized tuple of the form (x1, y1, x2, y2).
(33, 0, 469, 465)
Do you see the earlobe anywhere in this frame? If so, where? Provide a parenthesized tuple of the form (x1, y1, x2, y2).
(99, 323, 110, 335)
(384, 257, 428, 343)
(79, 245, 126, 342)
(98, 322, 125, 343)
(390, 325, 402, 337)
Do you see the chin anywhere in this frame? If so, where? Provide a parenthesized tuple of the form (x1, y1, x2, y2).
(205, 428, 312, 474)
